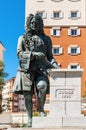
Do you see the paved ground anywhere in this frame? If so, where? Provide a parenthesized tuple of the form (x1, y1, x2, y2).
(0, 112, 86, 130)
(0, 112, 12, 130)
(0, 125, 86, 130)
(0, 112, 12, 124)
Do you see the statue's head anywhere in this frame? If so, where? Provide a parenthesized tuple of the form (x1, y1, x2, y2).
(35, 13, 44, 35)
(25, 14, 39, 32)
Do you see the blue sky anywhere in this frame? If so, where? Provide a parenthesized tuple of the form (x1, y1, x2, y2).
(0, 0, 25, 80)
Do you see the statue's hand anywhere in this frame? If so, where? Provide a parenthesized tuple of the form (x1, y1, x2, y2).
(32, 52, 45, 59)
(22, 51, 30, 59)
(52, 63, 59, 69)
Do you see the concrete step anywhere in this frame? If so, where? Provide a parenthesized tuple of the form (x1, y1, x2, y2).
(7, 128, 86, 130)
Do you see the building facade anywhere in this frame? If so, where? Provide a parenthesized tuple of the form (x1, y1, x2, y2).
(2, 78, 26, 112)
(2, 78, 15, 112)
(25, 0, 86, 96)
(0, 41, 5, 61)
(0, 41, 5, 112)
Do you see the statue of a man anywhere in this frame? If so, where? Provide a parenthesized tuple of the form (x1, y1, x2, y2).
(13, 14, 59, 127)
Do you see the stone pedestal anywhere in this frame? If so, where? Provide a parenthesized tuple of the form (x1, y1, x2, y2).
(33, 69, 86, 128)
(49, 69, 82, 117)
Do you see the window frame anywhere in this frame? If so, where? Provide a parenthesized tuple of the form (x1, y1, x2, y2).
(68, 63, 80, 70)
(68, 45, 80, 55)
(68, 27, 80, 36)
(69, 10, 81, 19)
(52, 46, 63, 55)
(51, 11, 63, 19)
(50, 27, 61, 36)
(68, 0, 80, 2)
(37, 0, 44, 2)
(36, 11, 47, 19)
(51, 0, 63, 1)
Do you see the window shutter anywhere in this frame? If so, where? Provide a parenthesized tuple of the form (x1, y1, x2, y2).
(60, 12, 63, 18)
(77, 47, 80, 54)
(68, 65, 70, 69)
(37, 0, 43, 2)
(68, 29, 71, 35)
(68, 47, 71, 54)
(50, 29, 53, 35)
(60, 47, 63, 54)
(43, 12, 47, 19)
(78, 65, 80, 69)
(56, 29, 60, 36)
(77, 11, 81, 18)
(69, 0, 80, 2)
(51, 12, 54, 18)
(68, 12, 71, 18)
(77, 28, 80, 35)
(37, 0, 43, 1)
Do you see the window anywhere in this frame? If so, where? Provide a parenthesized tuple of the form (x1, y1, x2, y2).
(52, 46, 63, 55)
(50, 27, 60, 36)
(68, 45, 80, 55)
(71, 48, 77, 54)
(69, 11, 81, 19)
(14, 102, 18, 106)
(68, 63, 80, 69)
(38, 12, 43, 17)
(54, 12, 60, 18)
(51, 11, 63, 19)
(13, 108, 18, 112)
(53, 48, 59, 54)
(71, 12, 77, 17)
(69, 0, 80, 2)
(51, 0, 63, 1)
(71, 29, 77, 35)
(36, 11, 47, 19)
(14, 96, 18, 100)
(37, 0, 44, 1)
(71, 65, 77, 69)
(68, 27, 80, 36)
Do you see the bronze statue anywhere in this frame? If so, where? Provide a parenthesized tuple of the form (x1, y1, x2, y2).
(13, 14, 59, 127)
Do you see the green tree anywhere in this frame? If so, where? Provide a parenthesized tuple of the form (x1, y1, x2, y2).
(0, 60, 8, 113)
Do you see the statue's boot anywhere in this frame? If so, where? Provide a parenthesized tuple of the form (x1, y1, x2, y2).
(38, 91, 47, 117)
(26, 118, 32, 127)
(23, 91, 32, 127)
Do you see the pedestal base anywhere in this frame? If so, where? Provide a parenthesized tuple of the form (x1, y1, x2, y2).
(63, 116, 86, 127)
(32, 116, 62, 128)
(32, 115, 86, 128)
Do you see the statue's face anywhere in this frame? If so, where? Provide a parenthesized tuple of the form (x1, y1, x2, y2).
(30, 17, 39, 31)
(30, 17, 36, 30)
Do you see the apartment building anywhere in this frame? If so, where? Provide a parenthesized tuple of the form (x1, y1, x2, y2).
(0, 41, 5, 61)
(0, 41, 5, 112)
(25, 0, 86, 96)
(2, 78, 26, 112)
(2, 77, 15, 112)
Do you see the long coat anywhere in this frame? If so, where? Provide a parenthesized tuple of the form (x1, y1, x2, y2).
(12, 34, 57, 94)
(12, 35, 32, 94)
